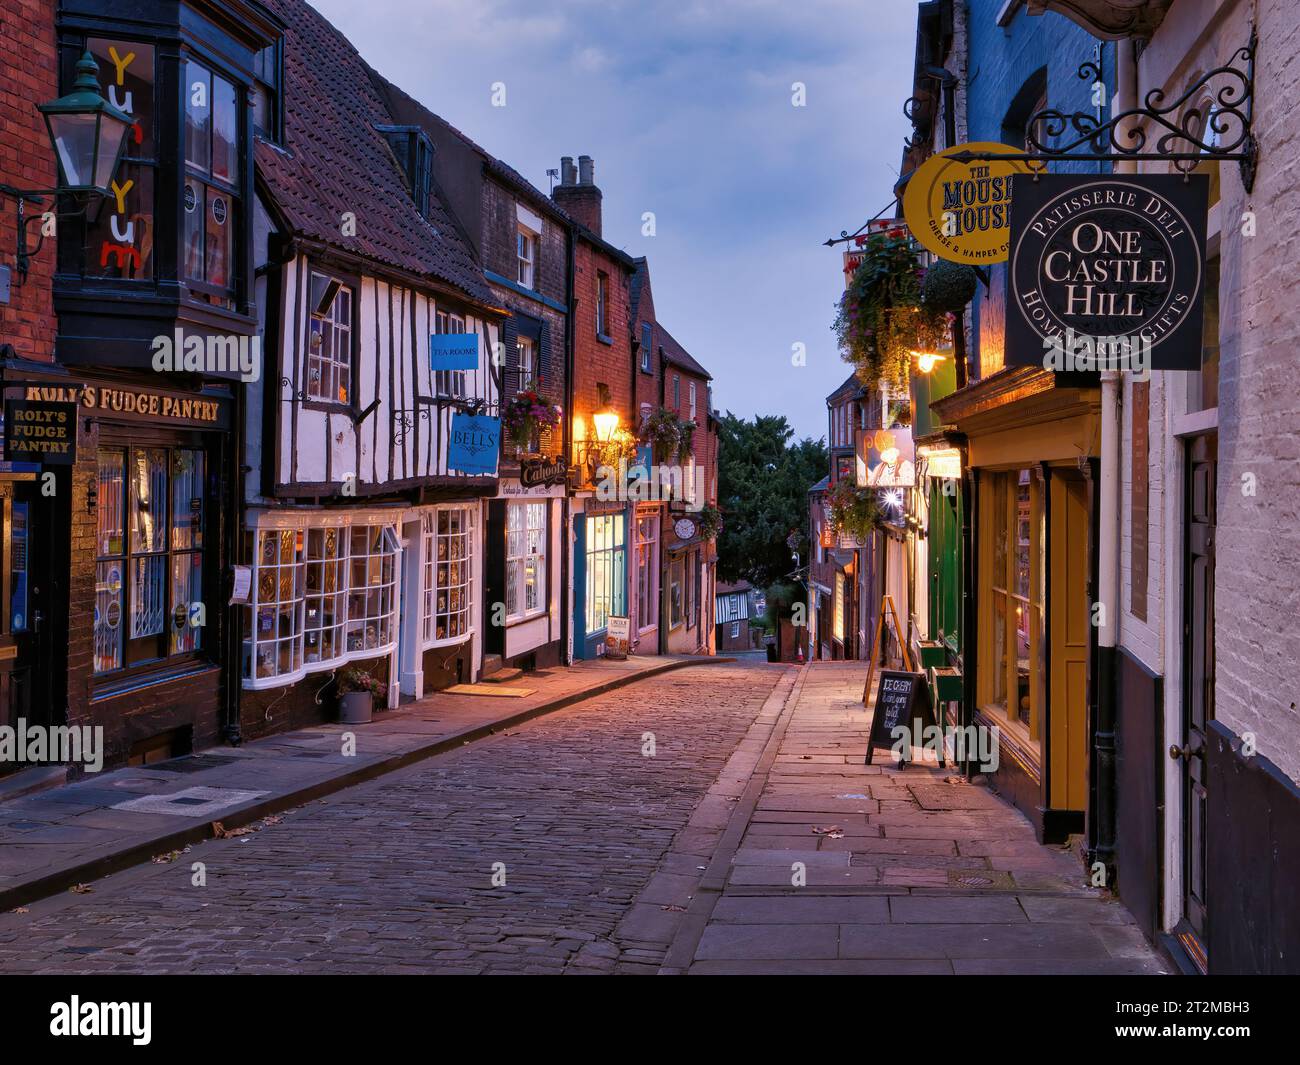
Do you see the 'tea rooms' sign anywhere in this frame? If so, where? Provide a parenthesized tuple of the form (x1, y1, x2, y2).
(1007, 174, 1208, 373)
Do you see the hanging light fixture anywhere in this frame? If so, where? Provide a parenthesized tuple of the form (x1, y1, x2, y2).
(2, 51, 131, 282)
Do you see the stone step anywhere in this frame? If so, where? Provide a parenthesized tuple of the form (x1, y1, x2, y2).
(482, 667, 525, 684)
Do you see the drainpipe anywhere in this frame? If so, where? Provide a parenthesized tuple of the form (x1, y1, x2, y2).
(1092, 38, 1136, 880)
(560, 223, 576, 664)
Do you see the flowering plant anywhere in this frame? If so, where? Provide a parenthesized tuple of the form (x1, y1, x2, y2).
(827, 478, 883, 542)
(503, 390, 562, 449)
(696, 503, 723, 540)
(638, 406, 683, 463)
(833, 230, 943, 389)
(337, 667, 388, 700)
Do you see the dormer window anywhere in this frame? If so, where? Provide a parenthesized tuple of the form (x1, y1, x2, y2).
(251, 42, 282, 142)
(378, 125, 435, 217)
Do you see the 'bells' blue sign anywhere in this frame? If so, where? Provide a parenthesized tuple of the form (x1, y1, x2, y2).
(448, 412, 500, 476)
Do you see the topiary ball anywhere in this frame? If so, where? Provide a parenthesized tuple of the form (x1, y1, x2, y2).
(922, 259, 978, 314)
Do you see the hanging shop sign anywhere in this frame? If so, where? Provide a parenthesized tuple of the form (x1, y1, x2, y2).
(857, 427, 916, 488)
(447, 412, 500, 476)
(902, 142, 1032, 264)
(1006, 174, 1208, 371)
(3, 400, 76, 465)
(429, 333, 480, 371)
(519, 455, 567, 488)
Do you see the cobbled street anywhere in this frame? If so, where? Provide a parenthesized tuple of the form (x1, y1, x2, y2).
(0, 664, 786, 975)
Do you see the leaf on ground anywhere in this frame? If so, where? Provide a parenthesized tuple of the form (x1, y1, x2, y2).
(70, 883, 92, 894)
(11, 907, 29, 914)
(261, 815, 283, 826)
(210, 821, 255, 839)
(660, 904, 688, 912)
(812, 825, 842, 835)
(152, 850, 183, 864)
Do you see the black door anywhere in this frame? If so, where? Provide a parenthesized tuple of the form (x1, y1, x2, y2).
(1177, 432, 1215, 963)
(0, 480, 55, 744)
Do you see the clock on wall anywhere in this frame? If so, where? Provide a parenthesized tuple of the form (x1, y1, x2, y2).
(674, 516, 697, 541)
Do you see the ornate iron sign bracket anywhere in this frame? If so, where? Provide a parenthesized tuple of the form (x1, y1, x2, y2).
(949, 32, 1258, 193)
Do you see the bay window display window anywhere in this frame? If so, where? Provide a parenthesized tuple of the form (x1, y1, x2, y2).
(243, 519, 400, 687)
(94, 446, 207, 675)
(635, 514, 658, 632)
(506, 502, 547, 621)
(422, 507, 475, 644)
(585, 513, 625, 633)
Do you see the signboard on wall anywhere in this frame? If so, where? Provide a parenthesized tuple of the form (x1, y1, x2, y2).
(430, 332, 480, 371)
(448, 412, 500, 476)
(857, 427, 915, 488)
(3, 400, 76, 465)
(1006, 174, 1208, 371)
(902, 142, 1031, 264)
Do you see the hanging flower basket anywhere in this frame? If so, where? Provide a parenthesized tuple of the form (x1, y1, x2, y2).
(503, 390, 562, 450)
(638, 407, 682, 463)
(921, 258, 978, 315)
(833, 231, 944, 390)
(696, 504, 723, 540)
(827, 479, 883, 543)
(675, 419, 696, 464)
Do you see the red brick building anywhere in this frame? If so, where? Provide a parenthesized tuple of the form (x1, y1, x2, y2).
(554, 156, 640, 659)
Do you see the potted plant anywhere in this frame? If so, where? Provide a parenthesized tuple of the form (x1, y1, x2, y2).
(638, 407, 682, 463)
(833, 229, 943, 389)
(337, 667, 388, 724)
(502, 390, 562, 452)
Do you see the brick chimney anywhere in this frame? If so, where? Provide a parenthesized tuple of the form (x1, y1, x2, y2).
(552, 153, 602, 237)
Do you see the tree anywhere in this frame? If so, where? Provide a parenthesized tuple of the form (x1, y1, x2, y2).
(716, 412, 827, 590)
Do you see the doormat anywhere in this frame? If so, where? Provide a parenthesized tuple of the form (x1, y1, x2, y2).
(111, 786, 268, 818)
(443, 684, 535, 698)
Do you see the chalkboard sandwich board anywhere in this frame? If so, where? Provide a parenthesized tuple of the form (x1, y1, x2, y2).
(865, 669, 938, 767)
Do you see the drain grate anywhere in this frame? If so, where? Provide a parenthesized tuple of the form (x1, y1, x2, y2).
(955, 874, 994, 887)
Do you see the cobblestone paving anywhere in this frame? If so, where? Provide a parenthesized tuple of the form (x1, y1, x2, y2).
(0, 664, 787, 975)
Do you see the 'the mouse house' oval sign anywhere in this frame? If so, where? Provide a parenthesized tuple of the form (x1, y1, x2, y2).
(1006, 174, 1208, 372)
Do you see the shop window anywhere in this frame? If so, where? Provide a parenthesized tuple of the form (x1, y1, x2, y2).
(435, 309, 468, 398)
(304, 527, 345, 665)
(94, 446, 206, 675)
(585, 514, 625, 633)
(833, 572, 846, 642)
(423, 507, 474, 644)
(182, 57, 240, 307)
(84, 38, 156, 281)
(243, 521, 399, 687)
(669, 556, 685, 629)
(506, 502, 547, 621)
(307, 271, 353, 405)
(985, 469, 1044, 740)
(686, 553, 696, 628)
(635, 514, 658, 632)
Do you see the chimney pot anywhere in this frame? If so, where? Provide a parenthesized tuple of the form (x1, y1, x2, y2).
(561, 156, 577, 185)
(578, 155, 594, 185)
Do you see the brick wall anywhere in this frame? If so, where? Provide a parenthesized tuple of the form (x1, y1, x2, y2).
(571, 238, 633, 430)
(0, 0, 57, 361)
(480, 176, 567, 310)
(1207, 0, 1300, 784)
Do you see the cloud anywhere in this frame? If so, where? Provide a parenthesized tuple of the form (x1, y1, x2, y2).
(309, 0, 916, 439)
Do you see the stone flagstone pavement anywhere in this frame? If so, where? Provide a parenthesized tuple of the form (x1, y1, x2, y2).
(673, 662, 1171, 975)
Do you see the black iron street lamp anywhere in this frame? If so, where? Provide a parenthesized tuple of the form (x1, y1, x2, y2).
(1, 51, 132, 283)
